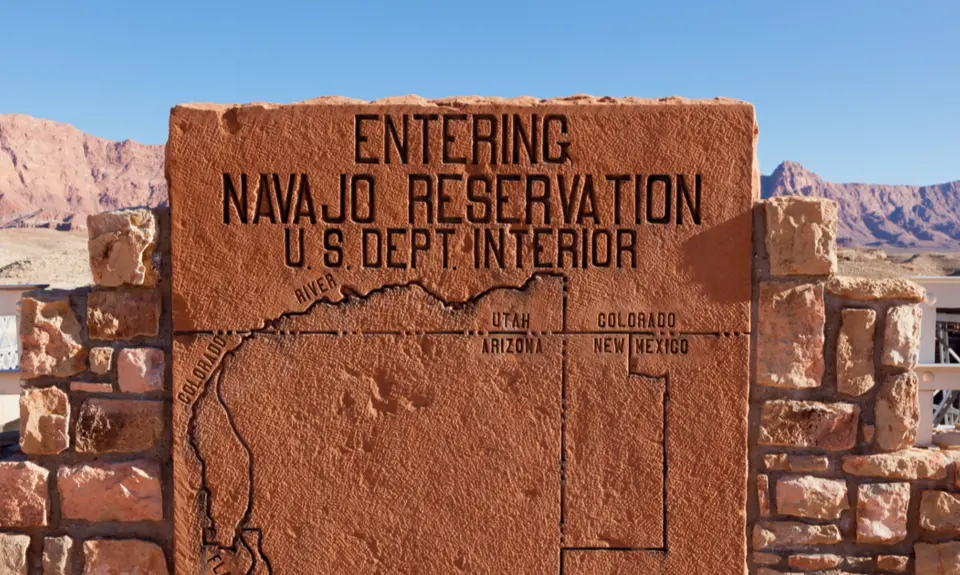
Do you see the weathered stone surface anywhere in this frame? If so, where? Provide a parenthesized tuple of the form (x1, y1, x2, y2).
(877, 555, 909, 573)
(169, 100, 759, 574)
(19, 297, 86, 378)
(920, 491, 960, 535)
(875, 371, 920, 452)
(75, 398, 164, 454)
(882, 305, 922, 368)
(20, 386, 70, 455)
(915, 541, 960, 575)
(758, 474, 771, 517)
(843, 448, 951, 480)
(0, 533, 30, 575)
(776, 475, 848, 520)
(88, 208, 158, 287)
(43, 536, 73, 575)
(845, 556, 872, 569)
(827, 276, 926, 303)
(758, 400, 859, 451)
(754, 552, 780, 566)
(757, 282, 825, 389)
(759, 570, 855, 575)
(857, 482, 910, 544)
(58, 460, 162, 522)
(70, 382, 113, 393)
(87, 290, 161, 340)
(836, 308, 876, 397)
(82, 539, 168, 575)
(863, 423, 876, 444)
(764, 453, 830, 472)
(753, 520, 842, 549)
(788, 553, 842, 570)
(765, 197, 838, 276)
(88, 347, 114, 375)
(117, 348, 164, 393)
(0, 461, 48, 527)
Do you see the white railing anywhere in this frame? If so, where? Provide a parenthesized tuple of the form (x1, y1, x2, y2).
(913, 276, 960, 445)
(918, 363, 960, 444)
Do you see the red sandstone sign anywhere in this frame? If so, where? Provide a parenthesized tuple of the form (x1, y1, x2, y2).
(167, 96, 757, 574)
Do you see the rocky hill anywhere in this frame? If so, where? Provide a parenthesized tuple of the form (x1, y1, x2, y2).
(762, 161, 960, 250)
(0, 115, 165, 230)
(1, 114, 958, 249)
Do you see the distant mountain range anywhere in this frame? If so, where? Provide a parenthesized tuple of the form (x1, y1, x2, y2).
(1, 114, 957, 249)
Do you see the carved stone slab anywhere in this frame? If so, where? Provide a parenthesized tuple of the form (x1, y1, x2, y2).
(168, 96, 757, 574)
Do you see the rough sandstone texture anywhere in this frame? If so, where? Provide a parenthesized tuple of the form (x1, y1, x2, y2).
(875, 372, 920, 452)
(764, 197, 838, 276)
(826, 277, 926, 303)
(882, 305, 922, 369)
(42, 536, 73, 575)
(82, 539, 168, 575)
(18, 297, 86, 378)
(757, 282, 825, 389)
(75, 398, 164, 454)
(0, 461, 48, 527)
(0, 533, 30, 575)
(758, 400, 859, 451)
(763, 453, 830, 473)
(752, 520, 842, 549)
(168, 99, 759, 575)
(69, 381, 113, 393)
(787, 554, 843, 570)
(19, 386, 70, 455)
(116, 347, 164, 392)
(920, 491, 960, 535)
(87, 290, 161, 340)
(842, 449, 951, 480)
(856, 482, 911, 544)
(836, 308, 876, 397)
(757, 474, 771, 517)
(775, 476, 849, 520)
(58, 460, 162, 522)
(915, 541, 960, 575)
(876, 555, 909, 573)
(87, 208, 158, 287)
(87, 346, 114, 375)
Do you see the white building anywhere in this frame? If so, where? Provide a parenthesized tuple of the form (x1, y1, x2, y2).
(913, 276, 960, 445)
(0, 284, 48, 431)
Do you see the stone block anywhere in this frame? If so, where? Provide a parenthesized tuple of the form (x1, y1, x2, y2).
(87, 290, 161, 340)
(856, 482, 910, 544)
(876, 555, 909, 573)
(87, 208, 158, 287)
(75, 398, 164, 454)
(764, 197, 838, 276)
(875, 371, 920, 452)
(19, 297, 86, 379)
(763, 453, 830, 472)
(0, 461, 48, 527)
(776, 475, 848, 520)
(787, 553, 842, 570)
(915, 541, 960, 575)
(19, 386, 70, 455)
(42, 536, 73, 575)
(69, 382, 113, 393)
(754, 552, 780, 566)
(757, 282, 825, 389)
(117, 348, 165, 392)
(845, 556, 873, 569)
(882, 305, 921, 369)
(757, 474, 771, 517)
(843, 448, 950, 480)
(58, 460, 162, 522)
(920, 491, 960, 535)
(758, 400, 859, 451)
(0, 533, 29, 575)
(836, 308, 876, 397)
(752, 520, 842, 549)
(82, 539, 168, 575)
(826, 276, 926, 303)
(88, 347, 114, 375)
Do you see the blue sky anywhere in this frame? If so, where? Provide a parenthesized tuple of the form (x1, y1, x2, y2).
(2, 1, 957, 185)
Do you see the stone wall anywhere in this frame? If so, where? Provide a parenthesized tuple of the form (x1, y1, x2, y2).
(3, 200, 957, 574)
(752, 198, 960, 574)
(7, 208, 172, 574)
